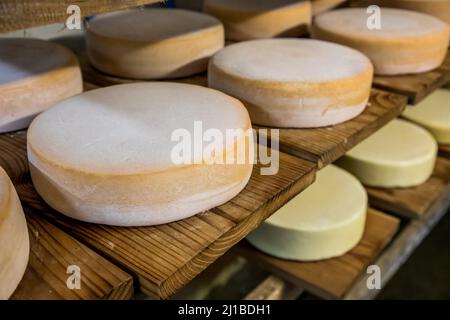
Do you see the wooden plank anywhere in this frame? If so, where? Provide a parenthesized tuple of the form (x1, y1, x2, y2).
(0, 0, 162, 33)
(235, 209, 400, 300)
(243, 275, 303, 300)
(440, 144, 450, 159)
(0, 131, 317, 299)
(10, 208, 133, 300)
(262, 90, 407, 168)
(366, 157, 450, 220)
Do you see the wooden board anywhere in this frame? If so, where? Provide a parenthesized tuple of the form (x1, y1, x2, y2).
(10, 207, 133, 300)
(0, 131, 317, 299)
(373, 51, 450, 105)
(261, 90, 407, 168)
(243, 276, 303, 300)
(0, 0, 162, 32)
(440, 144, 450, 158)
(235, 209, 400, 300)
(366, 157, 450, 220)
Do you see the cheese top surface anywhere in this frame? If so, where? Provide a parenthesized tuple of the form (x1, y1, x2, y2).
(210, 39, 371, 83)
(28, 82, 250, 175)
(266, 165, 367, 231)
(88, 8, 222, 42)
(403, 90, 450, 129)
(314, 8, 449, 39)
(204, 0, 306, 12)
(346, 119, 437, 165)
(0, 38, 74, 85)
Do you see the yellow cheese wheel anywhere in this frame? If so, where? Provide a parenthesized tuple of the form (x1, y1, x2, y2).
(86, 8, 224, 79)
(0, 38, 82, 133)
(311, 0, 347, 15)
(27, 83, 253, 227)
(247, 165, 367, 261)
(203, 0, 311, 41)
(312, 8, 450, 75)
(0, 167, 29, 299)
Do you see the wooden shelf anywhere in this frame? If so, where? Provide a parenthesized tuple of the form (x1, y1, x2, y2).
(10, 199, 133, 300)
(235, 209, 400, 300)
(0, 131, 316, 299)
(440, 144, 450, 159)
(367, 157, 450, 220)
(0, 0, 162, 33)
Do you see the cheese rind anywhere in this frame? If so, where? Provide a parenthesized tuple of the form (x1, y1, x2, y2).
(337, 119, 437, 187)
(402, 89, 450, 145)
(311, 0, 347, 15)
(0, 38, 83, 133)
(27, 83, 253, 227)
(312, 8, 450, 75)
(208, 39, 373, 128)
(203, 0, 311, 41)
(247, 165, 367, 261)
(86, 9, 224, 79)
(0, 167, 29, 300)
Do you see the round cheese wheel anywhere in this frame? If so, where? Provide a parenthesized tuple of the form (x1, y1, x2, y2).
(27, 83, 253, 227)
(247, 165, 367, 261)
(311, 0, 347, 15)
(0, 167, 29, 299)
(312, 8, 450, 75)
(402, 89, 450, 145)
(208, 39, 373, 128)
(203, 0, 311, 41)
(86, 9, 224, 79)
(360, 0, 450, 25)
(0, 38, 83, 133)
(337, 119, 437, 188)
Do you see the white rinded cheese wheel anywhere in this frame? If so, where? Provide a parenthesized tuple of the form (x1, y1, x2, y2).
(402, 89, 450, 145)
(86, 9, 224, 79)
(208, 39, 373, 128)
(27, 83, 253, 227)
(203, 0, 311, 41)
(337, 119, 438, 188)
(0, 38, 83, 133)
(312, 8, 450, 75)
(0, 167, 29, 299)
(311, 0, 347, 15)
(247, 165, 367, 261)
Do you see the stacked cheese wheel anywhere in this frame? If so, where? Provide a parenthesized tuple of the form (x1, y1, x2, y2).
(27, 83, 253, 227)
(311, 0, 347, 15)
(0, 38, 83, 133)
(0, 167, 29, 299)
(203, 0, 311, 41)
(402, 90, 450, 145)
(337, 119, 437, 188)
(247, 165, 367, 261)
(86, 8, 224, 79)
(312, 8, 450, 75)
(208, 39, 373, 128)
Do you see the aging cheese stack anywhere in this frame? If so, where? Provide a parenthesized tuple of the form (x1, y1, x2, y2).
(311, 0, 347, 15)
(247, 165, 367, 261)
(337, 119, 437, 188)
(402, 89, 450, 145)
(27, 83, 253, 227)
(203, 0, 311, 41)
(208, 39, 373, 128)
(312, 8, 450, 75)
(0, 167, 29, 300)
(86, 9, 224, 79)
(0, 38, 82, 133)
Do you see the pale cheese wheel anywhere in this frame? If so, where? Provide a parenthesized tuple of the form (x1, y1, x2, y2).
(0, 38, 83, 133)
(208, 39, 373, 128)
(0, 167, 29, 299)
(311, 0, 347, 15)
(402, 89, 450, 145)
(27, 83, 253, 227)
(247, 165, 367, 261)
(203, 0, 311, 41)
(86, 9, 224, 79)
(337, 119, 437, 188)
(312, 8, 450, 75)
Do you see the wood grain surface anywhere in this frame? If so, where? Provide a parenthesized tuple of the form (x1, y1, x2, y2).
(440, 145, 450, 159)
(235, 209, 400, 300)
(260, 90, 407, 168)
(366, 157, 450, 220)
(0, 0, 162, 32)
(0, 131, 316, 299)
